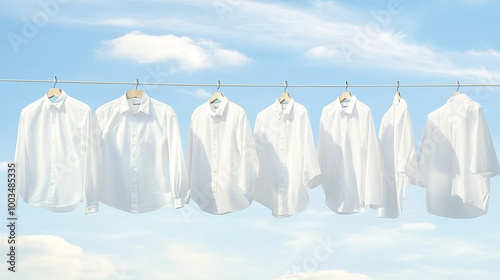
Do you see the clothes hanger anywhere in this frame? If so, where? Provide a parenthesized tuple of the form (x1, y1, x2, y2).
(47, 76, 62, 99)
(453, 81, 461, 96)
(126, 78, 144, 99)
(278, 80, 291, 103)
(396, 81, 402, 102)
(209, 80, 224, 103)
(339, 80, 352, 102)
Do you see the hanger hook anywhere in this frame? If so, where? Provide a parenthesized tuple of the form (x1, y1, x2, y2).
(284, 80, 288, 92)
(456, 80, 460, 92)
(397, 81, 400, 92)
(135, 78, 139, 90)
(53, 76, 57, 88)
(217, 80, 221, 91)
(345, 81, 348, 92)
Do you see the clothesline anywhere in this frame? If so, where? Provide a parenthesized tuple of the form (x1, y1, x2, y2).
(1, 78, 500, 88)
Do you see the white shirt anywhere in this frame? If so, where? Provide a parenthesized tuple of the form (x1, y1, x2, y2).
(186, 96, 258, 214)
(253, 98, 321, 217)
(14, 91, 98, 214)
(378, 94, 419, 218)
(416, 93, 500, 218)
(93, 92, 188, 213)
(317, 95, 382, 214)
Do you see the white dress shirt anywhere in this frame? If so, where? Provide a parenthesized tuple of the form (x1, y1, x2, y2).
(93, 92, 188, 213)
(253, 98, 321, 217)
(416, 93, 500, 218)
(317, 95, 382, 214)
(378, 94, 419, 218)
(14, 91, 98, 214)
(186, 96, 258, 214)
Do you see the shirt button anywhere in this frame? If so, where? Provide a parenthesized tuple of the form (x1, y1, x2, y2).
(133, 154, 136, 158)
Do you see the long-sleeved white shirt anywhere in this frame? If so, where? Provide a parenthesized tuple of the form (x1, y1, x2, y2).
(15, 91, 98, 213)
(416, 93, 500, 218)
(186, 96, 258, 215)
(253, 98, 321, 217)
(378, 94, 419, 218)
(317, 95, 382, 214)
(93, 92, 188, 213)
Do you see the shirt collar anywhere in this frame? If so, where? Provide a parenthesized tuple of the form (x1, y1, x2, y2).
(335, 94, 357, 115)
(393, 93, 408, 108)
(272, 98, 295, 119)
(43, 90, 68, 110)
(207, 96, 229, 117)
(119, 92, 151, 115)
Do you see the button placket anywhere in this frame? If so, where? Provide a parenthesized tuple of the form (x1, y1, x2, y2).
(212, 117, 220, 199)
(278, 119, 285, 215)
(130, 117, 139, 213)
(48, 109, 57, 207)
(339, 113, 347, 186)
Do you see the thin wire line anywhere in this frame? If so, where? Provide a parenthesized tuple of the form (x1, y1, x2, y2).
(0, 78, 499, 88)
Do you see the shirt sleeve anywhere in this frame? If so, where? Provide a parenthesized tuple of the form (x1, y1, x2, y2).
(83, 109, 99, 214)
(90, 112, 104, 212)
(166, 112, 190, 208)
(396, 107, 420, 181)
(412, 117, 434, 188)
(185, 116, 194, 203)
(470, 107, 500, 178)
(13, 110, 26, 210)
(316, 108, 328, 184)
(302, 111, 321, 189)
(364, 110, 383, 208)
(237, 112, 259, 201)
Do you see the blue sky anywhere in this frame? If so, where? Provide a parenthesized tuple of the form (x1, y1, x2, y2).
(1, 0, 500, 279)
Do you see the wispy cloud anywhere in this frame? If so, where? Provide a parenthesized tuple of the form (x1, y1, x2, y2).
(72, 0, 500, 81)
(399, 222, 436, 231)
(274, 269, 373, 280)
(0, 161, 10, 172)
(178, 88, 212, 99)
(98, 31, 250, 72)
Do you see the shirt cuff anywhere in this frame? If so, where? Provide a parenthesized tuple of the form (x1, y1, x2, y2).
(84, 203, 99, 214)
(173, 198, 184, 209)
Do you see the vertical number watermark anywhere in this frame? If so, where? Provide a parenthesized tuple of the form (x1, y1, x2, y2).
(6, 162, 17, 273)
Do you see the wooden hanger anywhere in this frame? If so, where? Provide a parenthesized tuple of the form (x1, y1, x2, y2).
(209, 80, 224, 103)
(278, 80, 291, 103)
(47, 76, 62, 99)
(453, 81, 461, 96)
(396, 81, 402, 102)
(339, 81, 352, 102)
(127, 78, 144, 99)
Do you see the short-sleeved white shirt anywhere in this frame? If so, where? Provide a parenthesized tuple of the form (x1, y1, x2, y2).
(378, 94, 419, 218)
(317, 95, 382, 214)
(253, 98, 321, 217)
(186, 97, 259, 215)
(416, 93, 500, 218)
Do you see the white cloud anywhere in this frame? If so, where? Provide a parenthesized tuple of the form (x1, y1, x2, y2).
(179, 88, 212, 99)
(99, 31, 250, 71)
(274, 269, 373, 280)
(0, 235, 116, 280)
